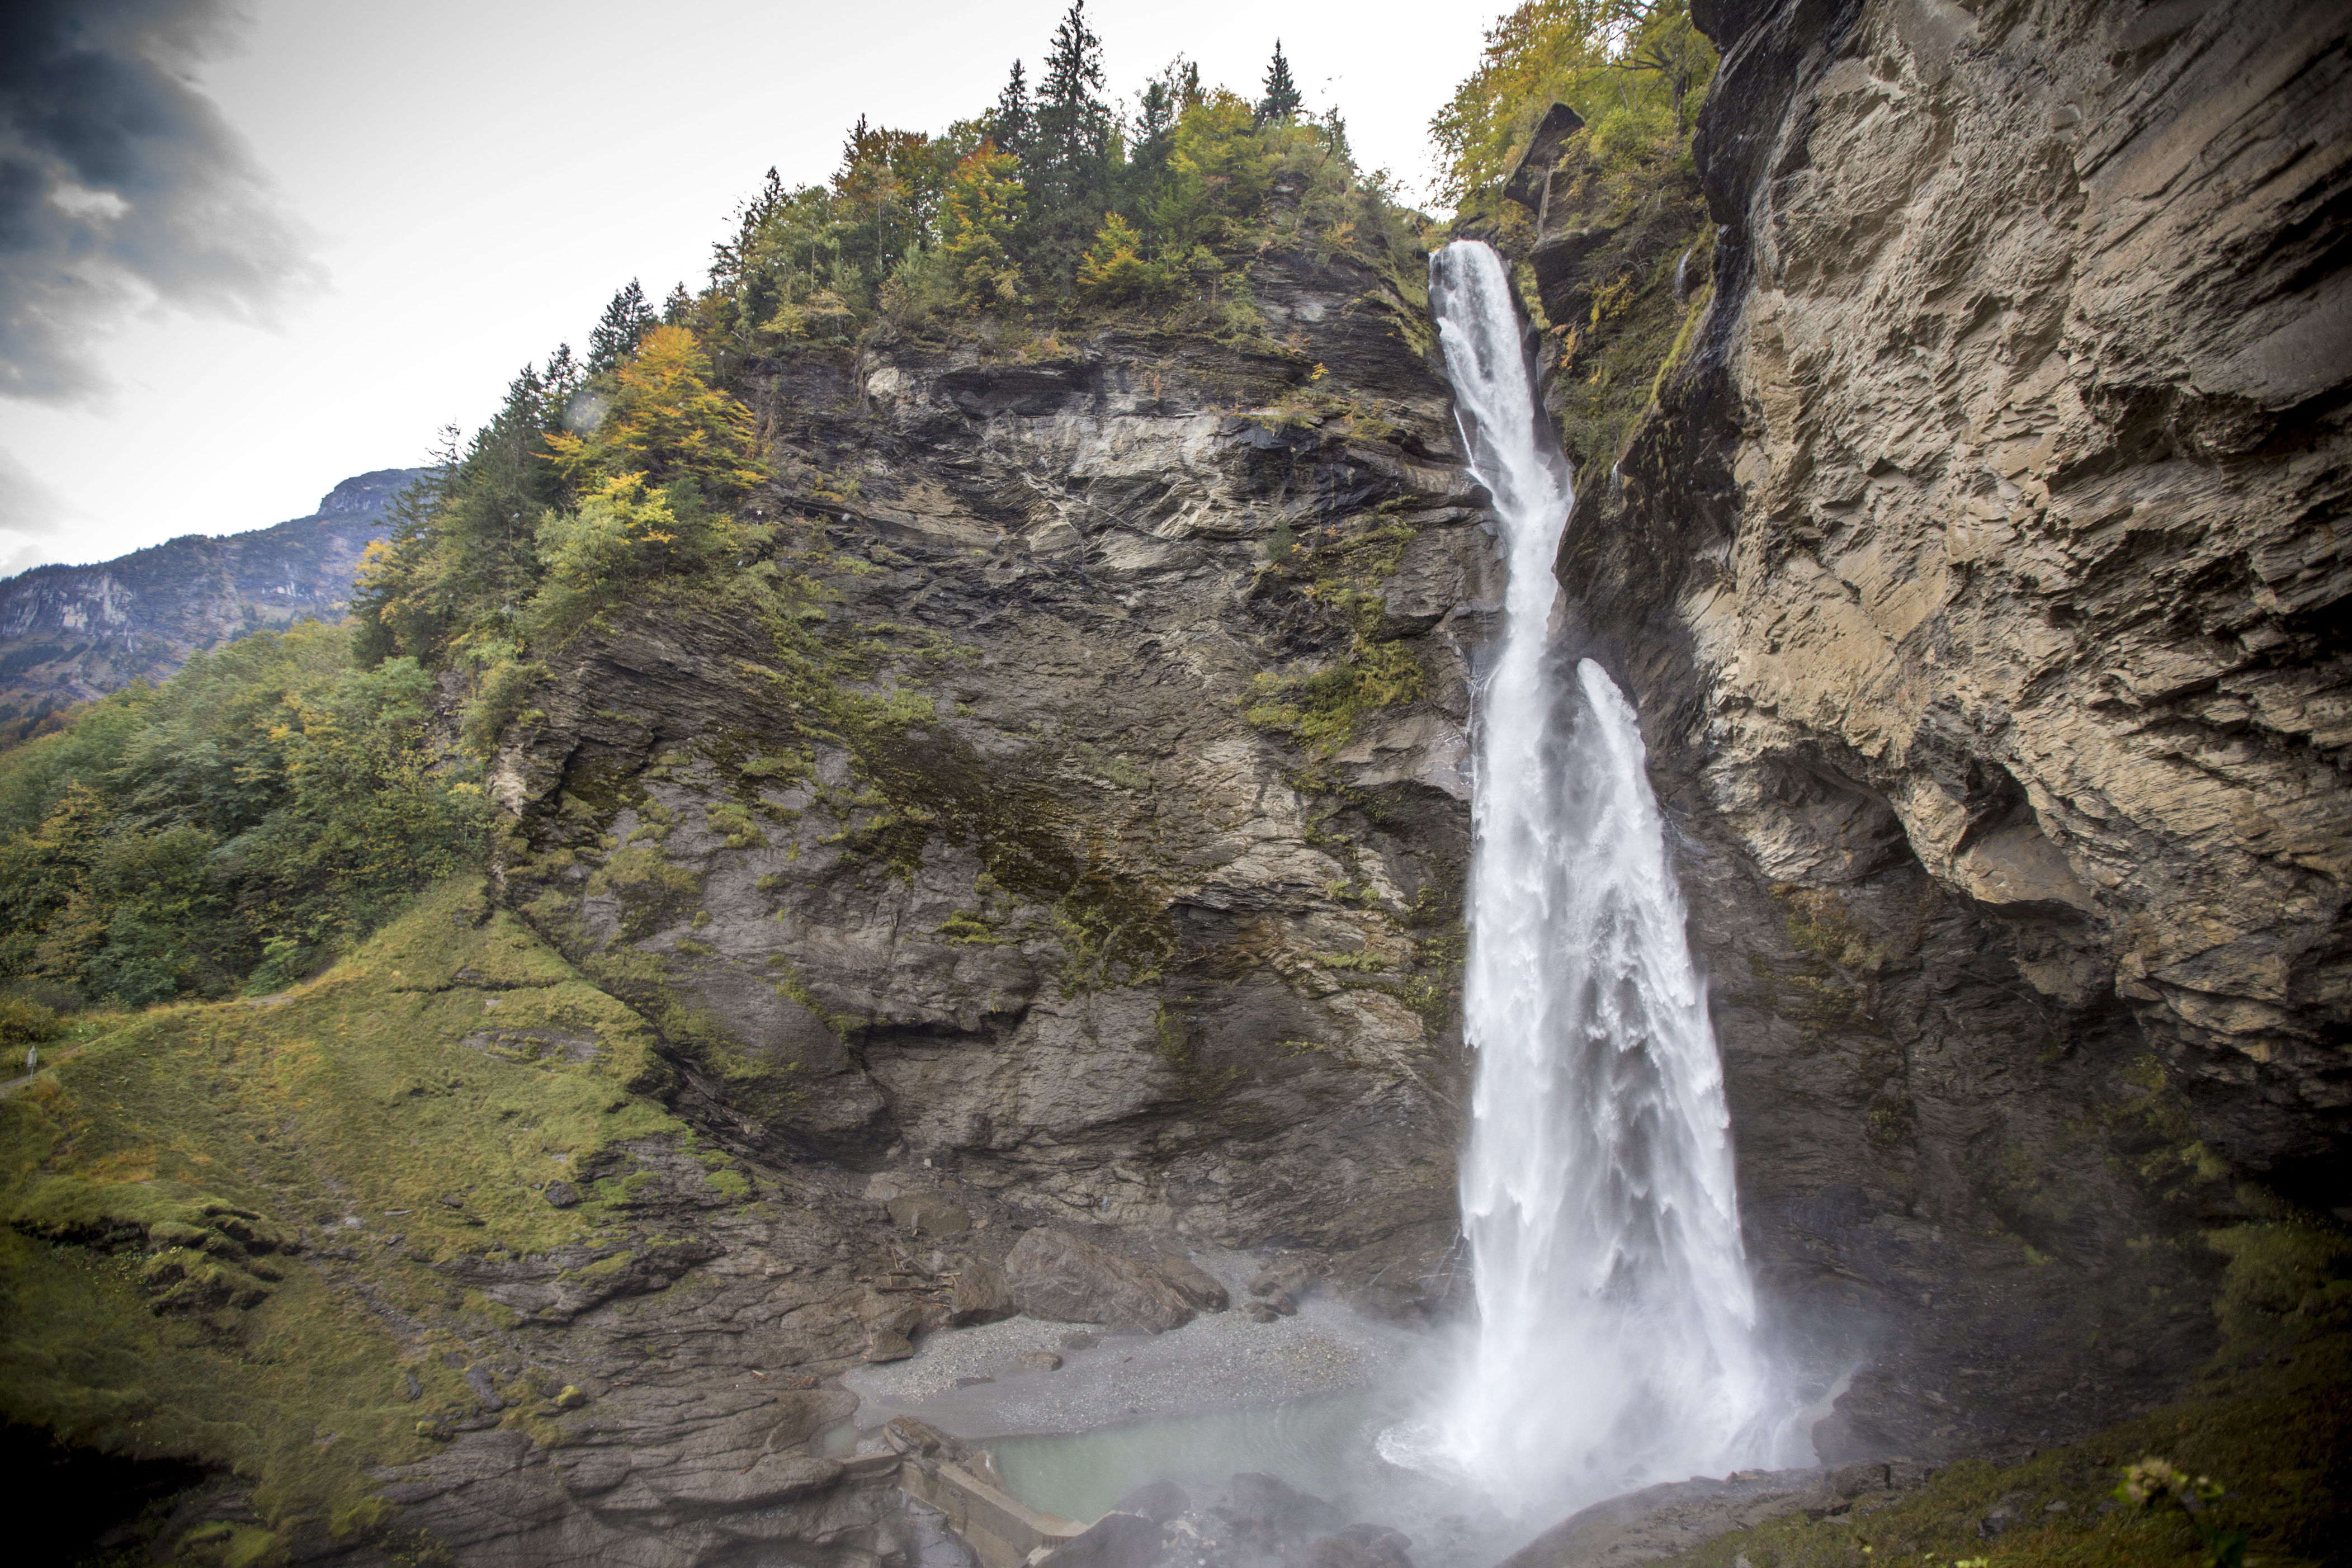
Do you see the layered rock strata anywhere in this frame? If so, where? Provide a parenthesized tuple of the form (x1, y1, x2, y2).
(492, 251, 1490, 1316)
(1536, 0, 2352, 1458)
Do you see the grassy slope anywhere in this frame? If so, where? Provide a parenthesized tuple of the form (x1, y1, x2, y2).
(1656, 1221, 2352, 1568)
(0, 880, 712, 1560)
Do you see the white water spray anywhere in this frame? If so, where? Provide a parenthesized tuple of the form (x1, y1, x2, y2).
(1402, 242, 1785, 1513)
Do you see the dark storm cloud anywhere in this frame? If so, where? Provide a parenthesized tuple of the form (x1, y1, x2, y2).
(0, 0, 320, 402)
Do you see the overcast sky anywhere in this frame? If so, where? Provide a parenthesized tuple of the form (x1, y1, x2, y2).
(0, 0, 1490, 576)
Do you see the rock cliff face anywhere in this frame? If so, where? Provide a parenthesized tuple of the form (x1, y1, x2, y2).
(455, 0, 2352, 1508)
(493, 252, 1490, 1314)
(1541, 0, 2350, 1459)
(0, 468, 421, 734)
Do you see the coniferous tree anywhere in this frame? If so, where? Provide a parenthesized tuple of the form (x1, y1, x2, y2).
(662, 282, 693, 324)
(988, 60, 1032, 164)
(1258, 40, 1302, 124)
(539, 343, 583, 432)
(1125, 56, 1205, 228)
(1024, 0, 1114, 286)
(586, 279, 655, 376)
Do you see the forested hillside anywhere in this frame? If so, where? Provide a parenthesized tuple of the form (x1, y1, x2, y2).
(0, 470, 423, 745)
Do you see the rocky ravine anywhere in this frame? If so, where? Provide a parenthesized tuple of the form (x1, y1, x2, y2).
(401, 2, 2352, 1551)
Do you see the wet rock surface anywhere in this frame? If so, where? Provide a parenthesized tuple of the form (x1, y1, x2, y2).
(1543, 0, 2352, 1460)
(1499, 1462, 1932, 1567)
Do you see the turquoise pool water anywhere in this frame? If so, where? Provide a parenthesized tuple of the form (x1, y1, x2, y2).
(979, 1392, 1403, 1523)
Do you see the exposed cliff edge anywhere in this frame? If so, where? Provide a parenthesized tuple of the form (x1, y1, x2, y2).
(1539, 0, 2351, 1462)
(0, 468, 422, 736)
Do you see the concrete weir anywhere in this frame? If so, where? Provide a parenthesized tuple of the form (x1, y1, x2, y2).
(884, 1417, 1084, 1568)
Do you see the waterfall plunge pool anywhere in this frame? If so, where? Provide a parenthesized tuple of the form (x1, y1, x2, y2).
(982, 1391, 1405, 1524)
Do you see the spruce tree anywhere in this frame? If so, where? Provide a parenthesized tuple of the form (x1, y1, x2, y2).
(1024, 0, 1113, 286)
(662, 283, 693, 325)
(586, 280, 655, 377)
(1124, 57, 1194, 221)
(540, 342, 582, 427)
(1259, 40, 1302, 125)
(989, 60, 1032, 163)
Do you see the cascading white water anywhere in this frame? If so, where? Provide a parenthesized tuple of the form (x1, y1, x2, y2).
(1406, 241, 1783, 1512)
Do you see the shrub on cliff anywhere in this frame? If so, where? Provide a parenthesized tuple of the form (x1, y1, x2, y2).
(1076, 211, 1180, 304)
(1435, 0, 1716, 209)
(940, 140, 1026, 307)
(547, 327, 765, 505)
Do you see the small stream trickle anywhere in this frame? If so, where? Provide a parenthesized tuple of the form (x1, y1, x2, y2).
(1383, 240, 1793, 1514)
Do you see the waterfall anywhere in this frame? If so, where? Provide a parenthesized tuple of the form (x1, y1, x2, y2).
(1405, 242, 1783, 1512)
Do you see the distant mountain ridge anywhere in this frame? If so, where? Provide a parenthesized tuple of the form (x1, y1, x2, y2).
(0, 468, 424, 737)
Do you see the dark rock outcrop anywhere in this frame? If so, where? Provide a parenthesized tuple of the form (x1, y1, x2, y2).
(494, 248, 1483, 1306)
(1500, 1463, 1925, 1568)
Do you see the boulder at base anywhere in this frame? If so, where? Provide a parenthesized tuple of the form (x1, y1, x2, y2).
(1003, 1229, 1195, 1332)
(950, 1259, 1016, 1324)
(1152, 1253, 1230, 1311)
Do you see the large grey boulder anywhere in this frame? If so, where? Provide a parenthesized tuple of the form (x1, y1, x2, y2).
(1151, 1253, 1230, 1312)
(1003, 1228, 1195, 1333)
(950, 1259, 1016, 1324)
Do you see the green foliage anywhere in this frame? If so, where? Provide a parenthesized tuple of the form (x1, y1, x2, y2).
(1245, 640, 1424, 756)
(1648, 1211, 2352, 1568)
(343, 13, 1423, 776)
(1153, 91, 1269, 256)
(0, 622, 487, 1009)
(0, 993, 62, 1047)
(1433, 0, 1716, 207)
(695, 12, 1411, 339)
(0, 881, 681, 1543)
(1020, 1, 1116, 284)
(547, 327, 766, 503)
(359, 322, 768, 757)
(1076, 210, 1179, 303)
(940, 140, 1026, 308)
(1257, 40, 1302, 125)
(585, 278, 655, 377)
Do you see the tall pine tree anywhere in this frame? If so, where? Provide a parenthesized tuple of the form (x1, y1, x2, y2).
(1123, 57, 1196, 224)
(1258, 40, 1302, 125)
(586, 280, 655, 377)
(1022, 1, 1113, 286)
(988, 60, 1032, 163)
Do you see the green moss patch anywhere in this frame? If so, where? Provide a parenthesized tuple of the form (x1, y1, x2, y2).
(1655, 1220, 2352, 1568)
(0, 879, 695, 1546)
